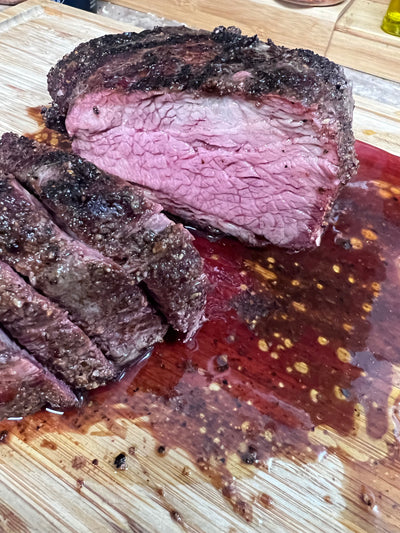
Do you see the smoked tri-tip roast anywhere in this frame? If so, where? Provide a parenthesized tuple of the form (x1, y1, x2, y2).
(0, 25, 358, 419)
(45, 25, 358, 249)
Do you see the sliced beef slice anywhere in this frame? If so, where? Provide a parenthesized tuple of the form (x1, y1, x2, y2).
(0, 174, 167, 367)
(0, 133, 207, 338)
(0, 260, 115, 389)
(45, 26, 358, 250)
(0, 328, 77, 420)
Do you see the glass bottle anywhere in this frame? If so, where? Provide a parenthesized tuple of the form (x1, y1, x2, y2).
(382, 0, 400, 37)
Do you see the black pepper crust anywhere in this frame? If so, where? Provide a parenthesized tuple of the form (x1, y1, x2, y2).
(45, 25, 358, 184)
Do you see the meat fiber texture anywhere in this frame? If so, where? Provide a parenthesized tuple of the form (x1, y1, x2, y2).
(45, 25, 359, 250)
(0, 260, 115, 389)
(0, 133, 207, 339)
(0, 328, 77, 420)
(0, 173, 167, 367)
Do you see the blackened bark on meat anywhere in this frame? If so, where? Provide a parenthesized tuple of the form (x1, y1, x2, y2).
(0, 174, 167, 366)
(0, 133, 207, 338)
(41, 104, 67, 135)
(45, 25, 357, 185)
(138, 223, 207, 338)
(0, 260, 115, 389)
(0, 328, 77, 420)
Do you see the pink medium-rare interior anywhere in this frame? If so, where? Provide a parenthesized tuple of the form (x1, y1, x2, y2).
(67, 90, 340, 247)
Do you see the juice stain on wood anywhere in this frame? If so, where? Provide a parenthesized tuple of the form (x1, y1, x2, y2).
(2, 125, 400, 524)
(25, 107, 71, 151)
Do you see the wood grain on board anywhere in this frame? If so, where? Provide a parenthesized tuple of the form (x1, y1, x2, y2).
(0, 2, 399, 533)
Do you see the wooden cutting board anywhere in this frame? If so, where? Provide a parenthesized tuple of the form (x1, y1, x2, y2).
(0, 2, 400, 533)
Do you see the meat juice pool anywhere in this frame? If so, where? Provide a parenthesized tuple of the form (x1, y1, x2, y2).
(1, 139, 400, 519)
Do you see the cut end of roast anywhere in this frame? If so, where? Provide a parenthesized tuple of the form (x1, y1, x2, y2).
(46, 25, 359, 251)
(68, 90, 345, 249)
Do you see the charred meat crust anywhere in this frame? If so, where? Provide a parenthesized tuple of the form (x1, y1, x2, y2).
(141, 223, 207, 337)
(45, 25, 357, 184)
